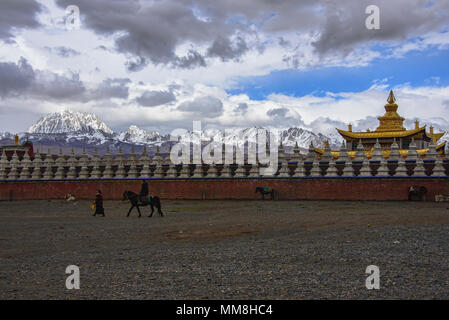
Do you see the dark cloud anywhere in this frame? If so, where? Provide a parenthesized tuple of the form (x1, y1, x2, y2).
(31, 71, 86, 100)
(89, 78, 131, 100)
(312, 0, 449, 56)
(0, 57, 35, 97)
(54, 0, 269, 70)
(136, 90, 176, 107)
(0, 0, 42, 41)
(53, 0, 449, 70)
(0, 58, 133, 102)
(178, 96, 223, 117)
(207, 36, 249, 62)
(125, 56, 148, 72)
(0, 57, 85, 100)
(55, 0, 228, 70)
(174, 50, 206, 69)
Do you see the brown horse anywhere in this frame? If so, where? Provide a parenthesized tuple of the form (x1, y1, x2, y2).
(122, 190, 163, 218)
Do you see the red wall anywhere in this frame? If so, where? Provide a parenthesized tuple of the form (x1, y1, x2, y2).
(1, 178, 448, 201)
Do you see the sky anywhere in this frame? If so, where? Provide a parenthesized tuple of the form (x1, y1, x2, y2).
(1, 0, 449, 136)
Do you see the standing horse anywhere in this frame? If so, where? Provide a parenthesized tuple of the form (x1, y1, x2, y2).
(255, 187, 277, 200)
(122, 190, 164, 217)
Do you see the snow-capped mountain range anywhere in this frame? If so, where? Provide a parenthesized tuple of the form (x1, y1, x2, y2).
(13, 109, 449, 155)
(2, 109, 447, 155)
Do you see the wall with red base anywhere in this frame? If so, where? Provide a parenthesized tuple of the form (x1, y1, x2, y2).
(1, 178, 448, 201)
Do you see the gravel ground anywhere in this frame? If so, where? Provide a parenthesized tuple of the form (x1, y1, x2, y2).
(0, 199, 448, 299)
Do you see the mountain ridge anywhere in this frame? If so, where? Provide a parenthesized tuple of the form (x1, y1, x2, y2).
(0, 109, 373, 154)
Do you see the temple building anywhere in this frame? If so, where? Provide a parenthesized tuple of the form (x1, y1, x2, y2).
(0, 134, 34, 160)
(316, 90, 446, 158)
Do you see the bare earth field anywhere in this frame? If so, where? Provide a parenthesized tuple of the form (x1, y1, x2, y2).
(0, 199, 448, 299)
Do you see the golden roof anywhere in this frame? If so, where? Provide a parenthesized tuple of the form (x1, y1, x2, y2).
(336, 90, 445, 142)
(431, 132, 445, 141)
(337, 126, 427, 139)
(314, 141, 446, 160)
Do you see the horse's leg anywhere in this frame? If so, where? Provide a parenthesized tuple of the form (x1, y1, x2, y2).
(158, 205, 163, 217)
(136, 205, 142, 218)
(148, 203, 154, 218)
(127, 205, 134, 217)
(157, 198, 163, 217)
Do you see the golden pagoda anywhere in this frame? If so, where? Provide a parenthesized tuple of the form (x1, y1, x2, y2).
(316, 90, 446, 159)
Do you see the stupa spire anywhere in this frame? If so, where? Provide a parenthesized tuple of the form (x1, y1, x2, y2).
(375, 90, 405, 132)
(387, 90, 396, 104)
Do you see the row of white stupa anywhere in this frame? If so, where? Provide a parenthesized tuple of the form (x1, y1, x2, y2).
(0, 139, 448, 180)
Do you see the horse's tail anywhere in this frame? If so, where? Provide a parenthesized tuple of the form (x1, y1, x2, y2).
(154, 196, 163, 216)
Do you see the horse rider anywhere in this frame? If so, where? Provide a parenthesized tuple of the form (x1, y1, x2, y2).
(139, 180, 149, 203)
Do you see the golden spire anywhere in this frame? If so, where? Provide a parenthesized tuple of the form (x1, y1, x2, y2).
(375, 90, 405, 132)
(387, 90, 396, 104)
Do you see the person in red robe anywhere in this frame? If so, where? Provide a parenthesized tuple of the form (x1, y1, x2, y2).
(93, 190, 105, 216)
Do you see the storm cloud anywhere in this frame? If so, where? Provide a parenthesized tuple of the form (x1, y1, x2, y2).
(47, 0, 449, 71)
(0, 0, 42, 41)
(207, 36, 249, 62)
(312, 0, 449, 56)
(136, 90, 176, 107)
(88, 78, 131, 101)
(0, 58, 133, 102)
(178, 96, 223, 117)
(0, 58, 35, 97)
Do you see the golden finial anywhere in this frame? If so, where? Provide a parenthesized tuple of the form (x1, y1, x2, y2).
(387, 90, 396, 104)
(14, 134, 19, 145)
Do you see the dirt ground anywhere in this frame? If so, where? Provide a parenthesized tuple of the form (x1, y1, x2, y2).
(0, 199, 448, 299)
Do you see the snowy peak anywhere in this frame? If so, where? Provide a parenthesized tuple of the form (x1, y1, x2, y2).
(28, 110, 113, 134)
(280, 127, 342, 149)
(117, 125, 161, 145)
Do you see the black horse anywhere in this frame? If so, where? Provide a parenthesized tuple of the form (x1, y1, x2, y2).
(122, 190, 164, 217)
(255, 187, 277, 200)
(408, 186, 427, 201)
